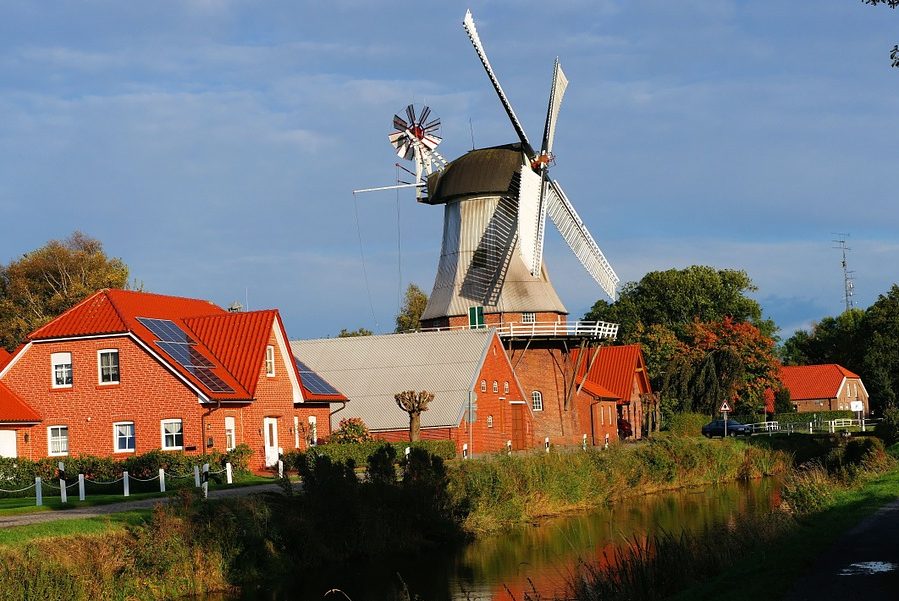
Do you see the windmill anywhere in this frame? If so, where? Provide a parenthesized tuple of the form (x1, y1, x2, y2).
(420, 10, 618, 325)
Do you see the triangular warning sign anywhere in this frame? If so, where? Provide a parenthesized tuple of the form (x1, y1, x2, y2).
(719, 401, 731, 413)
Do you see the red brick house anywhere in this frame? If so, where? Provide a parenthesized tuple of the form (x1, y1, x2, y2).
(575, 344, 652, 441)
(0, 289, 346, 471)
(780, 364, 870, 414)
(291, 329, 533, 455)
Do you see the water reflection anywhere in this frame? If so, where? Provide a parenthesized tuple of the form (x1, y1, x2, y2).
(206, 479, 779, 601)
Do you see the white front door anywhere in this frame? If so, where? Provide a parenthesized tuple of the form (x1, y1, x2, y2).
(263, 418, 279, 467)
(0, 431, 15, 458)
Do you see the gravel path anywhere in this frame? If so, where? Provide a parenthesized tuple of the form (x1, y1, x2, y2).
(0, 483, 283, 528)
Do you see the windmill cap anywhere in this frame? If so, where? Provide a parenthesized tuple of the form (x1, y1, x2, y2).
(426, 143, 527, 204)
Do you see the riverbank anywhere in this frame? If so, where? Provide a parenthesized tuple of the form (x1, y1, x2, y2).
(0, 437, 788, 600)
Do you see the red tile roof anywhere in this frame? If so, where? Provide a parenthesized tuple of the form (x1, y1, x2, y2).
(780, 364, 860, 401)
(0, 380, 40, 423)
(24, 289, 346, 403)
(0, 349, 11, 371)
(575, 344, 651, 405)
(580, 379, 618, 400)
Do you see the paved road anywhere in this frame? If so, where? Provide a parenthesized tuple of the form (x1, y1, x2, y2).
(783, 497, 899, 600)
(0, 483, 283, 529)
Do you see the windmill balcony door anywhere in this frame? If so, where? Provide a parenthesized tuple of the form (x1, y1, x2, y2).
(263, 417, 279, 467)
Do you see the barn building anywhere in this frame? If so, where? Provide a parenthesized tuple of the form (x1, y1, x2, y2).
(780, 364, 870, 414)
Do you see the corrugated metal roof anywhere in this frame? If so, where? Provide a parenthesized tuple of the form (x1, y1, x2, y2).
(780, 364, 860, 400)
(421, 196, 568, 321)
(0, 380, 40, 423)
(290, 329, 495, 431)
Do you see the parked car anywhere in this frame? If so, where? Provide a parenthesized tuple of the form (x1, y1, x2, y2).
(701, 419, 752, 438)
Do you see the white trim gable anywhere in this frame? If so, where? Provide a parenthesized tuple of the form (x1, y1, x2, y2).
(0, 342, 31, 380)
(271, 317, 303, 404)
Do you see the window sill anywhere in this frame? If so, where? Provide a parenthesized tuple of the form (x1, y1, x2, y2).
(97, 383, 121, 390)
(47, 452, 68, 457)
(114, 449, 135, 454)
(49, 386, 73, 392)
(161, 447, 183, 452)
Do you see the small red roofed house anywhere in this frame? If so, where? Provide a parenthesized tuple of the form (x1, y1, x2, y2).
(780, 364, 869, 414)
(574, 344, 652, 443)
(0, 289, 346, 470)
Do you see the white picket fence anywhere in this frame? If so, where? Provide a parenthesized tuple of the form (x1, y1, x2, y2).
(0, 461, 234, 506)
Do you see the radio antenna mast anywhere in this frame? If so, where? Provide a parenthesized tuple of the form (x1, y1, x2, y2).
(832, 233, 855, 312)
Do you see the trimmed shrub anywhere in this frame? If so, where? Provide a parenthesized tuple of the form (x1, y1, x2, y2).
(293, 440, 455, 469)
(665, 412, 709, 437)
(329, 417, 372, 444)
(875, 406, 899, 445)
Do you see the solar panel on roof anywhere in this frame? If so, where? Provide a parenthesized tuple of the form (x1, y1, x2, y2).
(138, 316, 234, 394)
(294, 359, 341, 395)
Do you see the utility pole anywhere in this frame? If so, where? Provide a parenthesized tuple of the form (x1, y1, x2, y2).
(832, 234, 855, 313)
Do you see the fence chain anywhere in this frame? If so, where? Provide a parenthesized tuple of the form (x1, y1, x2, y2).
(128, 475, 160, 483)
(83, 477, 125, 485)
(0, 484, 36, 494)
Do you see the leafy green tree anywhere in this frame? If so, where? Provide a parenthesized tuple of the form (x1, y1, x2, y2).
(0, 232, 129, 350)
(330, 417, 372, 444)
(774, 387, 794, 414)
(394, 283, 428, 333)
(338, 327, 373, 338)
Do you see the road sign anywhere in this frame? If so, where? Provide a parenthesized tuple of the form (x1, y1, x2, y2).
(719, 401, 731, 413)
(850, 400, 864, 412)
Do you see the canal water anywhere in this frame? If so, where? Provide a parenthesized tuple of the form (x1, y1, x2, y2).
(207, 478, 780, 601)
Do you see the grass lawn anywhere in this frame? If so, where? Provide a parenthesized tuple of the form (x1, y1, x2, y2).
(0, 509, 153, 546)
(670, 468, 899, 601)
(0, 474, 274, 516)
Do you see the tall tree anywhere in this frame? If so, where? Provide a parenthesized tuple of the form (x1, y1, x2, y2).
(394, 390, 434, 442)
(0, 232, 128, 350)
(394, 283, 428, 333)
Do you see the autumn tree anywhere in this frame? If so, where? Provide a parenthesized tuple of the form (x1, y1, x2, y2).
(661, 318, 782, 418)
(394, 283, 428, 333)
(0, 232, 129, 350)
(394, 389, 434, 442)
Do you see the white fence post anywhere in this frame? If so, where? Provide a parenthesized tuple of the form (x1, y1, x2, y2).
(583, 433, 588, 451)
(58, 461, 66, 505)
(404, 447, 411, 459)
(605, 433, 610, 449)
(78, 474, 85, 501)
(123, 471, 130, 497)
(277, 460, 283, 479)
(462, 443, 469, 459)
(202, 463, 209, 499)
(225, 462, 233, 485)
(193, 465, 200, 488)
(159, 468, 166, 493)
(35, 477, 42, 506)
(809, 422, 812, 433)
(544, 437, 550, 453)
(506, 440, 512, 456)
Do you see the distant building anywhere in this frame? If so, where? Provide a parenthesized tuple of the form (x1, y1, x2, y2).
(291, 328, 533, 455)
(779, 364, 869, 414)
(0, 289, 345, 470)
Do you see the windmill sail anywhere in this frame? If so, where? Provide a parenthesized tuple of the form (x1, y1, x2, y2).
(462, 10, 535, 158)
(541, 60, 568, 156)
(516, 165, 544, 277)
(545, 179, 619, 300)
(460, 193, 519, 306)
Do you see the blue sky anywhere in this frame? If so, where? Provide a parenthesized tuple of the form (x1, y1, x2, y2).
(1, 1, 897, 339)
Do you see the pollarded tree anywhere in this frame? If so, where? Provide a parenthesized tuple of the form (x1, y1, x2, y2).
(394, 390, 434, 442)
(0, 232, 129, 350)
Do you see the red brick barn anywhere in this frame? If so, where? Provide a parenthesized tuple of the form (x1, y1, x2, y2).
(575, 344, 652, 442)
(0, 289, 345, 471)
(291, 329, 533, 455)
(779, 364, 870, 414)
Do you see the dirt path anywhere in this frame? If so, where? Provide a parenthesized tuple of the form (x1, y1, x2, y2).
(782, 496, 899, 600)
(0, 483, 283, 528)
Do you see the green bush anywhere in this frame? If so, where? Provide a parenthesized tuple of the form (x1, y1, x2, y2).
(665, 412, 710, 437)
(329, 417, 372, 444)
(781, 463, 835, 513)
(875, 406, 899, 445)
(292, 440, 455, 469)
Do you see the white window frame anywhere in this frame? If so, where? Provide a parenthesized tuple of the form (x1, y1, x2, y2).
(487, 415, 494, 428)
(265, 345, 276, 377)
(480, 380, 487, 393)
(47, 425, 69, 456)
(492, 380, 498, 393)
(522, 312, 536, 324)
(225, 416, 236, 451)
(504, 381, 510, 395)
(161, 419, 184, 450)
(97, 349, 120, 385)
(51, 352, 73, 389)
(308, 415, 318, 447)
(532, 390, 544, 412)
(113, 421, 135, 453)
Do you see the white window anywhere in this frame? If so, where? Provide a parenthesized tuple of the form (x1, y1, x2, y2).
(487, 415, 494, 428)
(47, 425, 69, 456)
(532, 390, 544, 412)
(522, 312, 536, 324)
(265, 345, 275, 377)
(98, 349, 120, 384)
(480, 380, 487, 393)
(492, 380, 498, 393)
(504, 381, 510, 395)
(51, 352, 72, 388)
(161, 419, 183, 450)
(113, 422, 135, 453)
(308, 416, 318, 447)
(225, 416, 236, 451)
